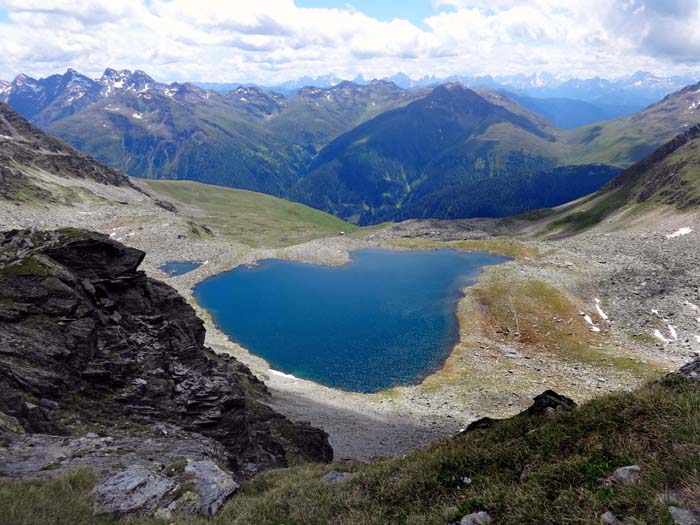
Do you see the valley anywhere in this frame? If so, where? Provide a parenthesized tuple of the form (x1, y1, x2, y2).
(2, 71, 700, 523)
(2, 100, 698, 463)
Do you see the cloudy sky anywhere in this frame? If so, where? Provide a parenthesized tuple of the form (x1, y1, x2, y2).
(1, 0, 700, 84)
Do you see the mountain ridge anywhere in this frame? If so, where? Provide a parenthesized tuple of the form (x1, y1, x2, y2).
(291, 84, 620, 224)
(4, 67, 700, 226)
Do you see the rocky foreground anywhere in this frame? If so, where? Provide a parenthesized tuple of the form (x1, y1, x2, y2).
(0, 228, 332, 519)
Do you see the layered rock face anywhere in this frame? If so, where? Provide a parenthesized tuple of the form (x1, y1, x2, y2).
(0, 229, 332, 481)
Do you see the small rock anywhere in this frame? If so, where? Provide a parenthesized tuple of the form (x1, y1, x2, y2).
(320, 470, 356, 484)
(656, 490, 685, 506)
(461, 476, 472, 485)
(460, 511, 492, 524)
(669, 506, 700, 525)
(85, 432, 99, 439)
(153, 507, 173, 521)
(600, 510, 623, 524)
(611, 465, 641, 483)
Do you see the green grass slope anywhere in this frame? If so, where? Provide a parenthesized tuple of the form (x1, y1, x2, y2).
(147, 179, 356, 247)
(4, 374, 700, 524)
(567, 81, 700, 167)
(548, 123, 700, 234)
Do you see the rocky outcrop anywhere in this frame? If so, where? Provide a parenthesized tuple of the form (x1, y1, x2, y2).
(0, 228, 332, 512)
(462, 389, 577, 435)
(526, 390, 577, 416)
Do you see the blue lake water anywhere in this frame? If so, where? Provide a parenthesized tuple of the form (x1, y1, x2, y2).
(194, 248, 509, 392)
(161, 261, 202, 277)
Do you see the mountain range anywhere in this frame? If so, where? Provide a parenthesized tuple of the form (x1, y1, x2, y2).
(2, 68, 700, 224)
(195, 70, 698, 129)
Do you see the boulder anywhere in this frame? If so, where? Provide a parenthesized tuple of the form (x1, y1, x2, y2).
(184, 460, 239, 517)
(675, 358, 700, 381)
(463, 417, 497, 433)
(462, 390, 576, 434)
(92, 465, 178, 517)
(0, 410, 23, 434)
(526, 390, 577, 416)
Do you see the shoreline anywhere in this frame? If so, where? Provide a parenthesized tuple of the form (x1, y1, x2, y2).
(161, 232, 674, 460)
(189, 243, 512, 398)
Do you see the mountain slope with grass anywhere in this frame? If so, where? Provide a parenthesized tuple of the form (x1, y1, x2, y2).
(4, 367, 700, 524)
(289, 84, 621, 224)
(568, 80, 700, 167)
(0, 103, 356, 249)
(546, 123, 700, 235)
(0, 102, 136, 202)
(44, 85, 304, 196)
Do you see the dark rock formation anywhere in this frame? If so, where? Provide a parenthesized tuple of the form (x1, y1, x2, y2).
(0, 229, 332, 481)
(461, 389, 577, 434)
(526, 390, 577, 416)
(675, 357, 700, 381)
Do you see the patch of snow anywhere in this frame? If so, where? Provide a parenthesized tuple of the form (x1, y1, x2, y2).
(132, 112, 143, 119)
(595, 298, 610, 322)
(654, 330, 671, 344)
(109, 232, 116, 238)
(269, 369, 298, 381)
(651, 309, 661, 317)
(668, 324, 678, 341)
(695, 335, 700, 344)
(583, 313, 600, 333)
(665, 227, 693, 239)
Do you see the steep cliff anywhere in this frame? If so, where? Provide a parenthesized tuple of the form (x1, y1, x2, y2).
(0, 228, 332, 480)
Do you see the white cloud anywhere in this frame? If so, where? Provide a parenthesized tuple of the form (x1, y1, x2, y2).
(0, 0, 699, 83)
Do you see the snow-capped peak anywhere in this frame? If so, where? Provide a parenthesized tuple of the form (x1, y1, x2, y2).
(99, 68, 159, 96)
